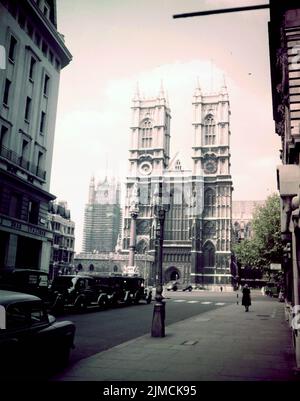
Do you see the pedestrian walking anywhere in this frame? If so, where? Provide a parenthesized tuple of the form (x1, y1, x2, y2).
(220, 286, 223, 292)
(242, 284, 251, 312)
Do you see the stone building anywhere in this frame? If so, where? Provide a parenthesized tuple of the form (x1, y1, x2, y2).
(269, 0, 300, 368)
(82, 176, 121, 253)
(122, 82, 233, 289)
(232, 200, 265, 243)
(48, 201, 75, 279)
(0, 0, 71, 271)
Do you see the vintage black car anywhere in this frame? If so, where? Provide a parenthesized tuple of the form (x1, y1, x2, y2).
(166, 281, 193, 292)
(0, 290, 76, 379)
(0, 268, 50, 301)
(49, 274, 101, 312)
(87, 273, 153, 306)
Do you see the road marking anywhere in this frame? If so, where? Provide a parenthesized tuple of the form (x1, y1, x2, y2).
(215, 302, 226, 306)
(187, 300, 199, 304)
(201, 301, 212, 305)
(173, 299, 186, 302)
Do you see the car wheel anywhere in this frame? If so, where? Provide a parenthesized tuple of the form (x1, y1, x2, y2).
(98, 297, 108, 309)
(189, 288, 192, 292)
(75, 297, 87, 312)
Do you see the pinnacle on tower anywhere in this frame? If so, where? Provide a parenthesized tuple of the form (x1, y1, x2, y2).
(133, 81, 140, 100)
(194, 76, 202, 97)
(158, 79, 165, 99)
(220, 74, 228, 94)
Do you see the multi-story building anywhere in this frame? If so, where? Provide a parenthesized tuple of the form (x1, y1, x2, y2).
(232, 200, 265, 243)
(122, 82, 233, 289)
(48, 200, 75, 278)
(269, 0, 300, 368)
(0, 0, 72, 271)
(82, 176, 121, 253)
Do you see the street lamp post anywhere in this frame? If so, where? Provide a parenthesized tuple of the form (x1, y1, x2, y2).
(151, 183, 169, 337)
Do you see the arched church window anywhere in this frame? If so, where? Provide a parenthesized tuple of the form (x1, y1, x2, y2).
(140, 119, 153, 148)
(175, 160, 182, 171)
(204, 188, 216, 217)
(203, 241, 215, 267)
(204, 114, 215, 145)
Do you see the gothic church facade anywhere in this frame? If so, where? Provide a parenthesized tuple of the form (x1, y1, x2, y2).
(122, 82, 233, 289)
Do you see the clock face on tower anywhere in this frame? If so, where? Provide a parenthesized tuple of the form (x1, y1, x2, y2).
(139, 161, 152, 176)
(204, 159, 217, 174)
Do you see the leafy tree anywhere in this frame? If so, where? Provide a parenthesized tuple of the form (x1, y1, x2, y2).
(233, 193, 283, 270)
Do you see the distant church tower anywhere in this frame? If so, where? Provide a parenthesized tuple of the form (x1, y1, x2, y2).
(192, 80, 233, 287)
(83, 176, 121, 253)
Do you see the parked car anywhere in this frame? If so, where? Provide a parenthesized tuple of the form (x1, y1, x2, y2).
(49, 274, 102, 312)
(264, 282, 279, 297)
(83, 273, 152, 306)
(0, 268, 50, 303)
(166, 281, 193, 292)
(0, 290, 76, 378)
(49, 273, 152, 312)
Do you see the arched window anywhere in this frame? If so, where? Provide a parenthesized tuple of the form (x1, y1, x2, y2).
(175, 160, 182, 171)
(77, 263, 83, 271)
(204, 114, 215, 145)
(140, 119, 152, 148)
(113, 265, 118, 272)
(203, 241, 215, 267)
(89, 264, 94, 272)
(204, 188, 215, 217)
(136, 239, 148, 254)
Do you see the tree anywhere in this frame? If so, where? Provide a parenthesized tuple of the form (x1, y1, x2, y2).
(233, 193, 283, 270)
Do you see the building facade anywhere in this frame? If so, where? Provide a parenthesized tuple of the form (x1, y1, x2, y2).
(48, 200, 75, 279)
(0, 0, 72, 271)
(82, 176, 121, 253)
(122, 83, 233, 289)
(232, 200, 265, 243)
(269, 0, 300, 368)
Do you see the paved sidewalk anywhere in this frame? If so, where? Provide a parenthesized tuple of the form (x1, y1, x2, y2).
(54, 296, 299, 381)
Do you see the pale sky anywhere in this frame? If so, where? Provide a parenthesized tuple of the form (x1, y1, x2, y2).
(50, 0, 281, 253)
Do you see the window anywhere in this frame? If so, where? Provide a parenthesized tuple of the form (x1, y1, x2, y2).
(41, 41, 48, 57)
(18, 13, 26, 30)
(204, 188, 216, 217)
(140, 119, 152, 148)
(8, 35, 17, 62)
(24, 97, 31, 121)
(21, 139, 29, 161)
(55, 59, 60, 71)
(29, 57, 36, 80)
(27, 23, 34, 39)
(3, 79, 11, 105)
(43, 2, 50, 19)
(28, 200, 39, 225)
(40, 112, 46, 133)
(34, 32, 41, 48)
(43, 74, 50, 96)
(49, 50, 54, 64)
(0, 126, 9, 149)
(37, 151, 43, 171)
(203, 241, 215, 267)
(204, 114, 215, 145)
(9, 192, 22, 219)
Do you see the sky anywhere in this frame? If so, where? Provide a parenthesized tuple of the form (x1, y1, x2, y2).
(50, 0, 281, 253)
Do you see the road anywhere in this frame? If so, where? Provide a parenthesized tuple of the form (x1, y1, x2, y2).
(57, 290, 240, 367)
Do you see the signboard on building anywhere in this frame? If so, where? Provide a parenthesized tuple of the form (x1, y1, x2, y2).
(270, 263, 281, 271)
(122, 265, 139, 276)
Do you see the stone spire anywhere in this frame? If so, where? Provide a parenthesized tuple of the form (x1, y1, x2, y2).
(88, 175, 95, 203)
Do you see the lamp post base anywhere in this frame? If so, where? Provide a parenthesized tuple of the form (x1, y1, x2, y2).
(151, 302, 165, 337)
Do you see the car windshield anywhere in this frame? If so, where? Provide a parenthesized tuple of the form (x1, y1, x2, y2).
(51, 277, 76, 289)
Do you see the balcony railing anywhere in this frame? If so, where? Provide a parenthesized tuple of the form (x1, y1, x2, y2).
(0, 144, 46, 180)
